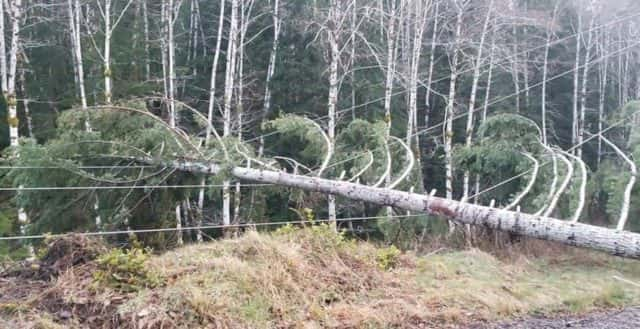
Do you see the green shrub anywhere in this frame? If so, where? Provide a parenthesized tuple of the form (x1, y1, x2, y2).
(376, 245, 401, 270)
(93, 247, 163, 292)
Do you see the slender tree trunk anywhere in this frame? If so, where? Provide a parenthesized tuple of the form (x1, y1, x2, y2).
(382, 0, 397, 219)
(597, 30, 609, 166)
(18, 69, 32, 138)
(406, 0, 427, 193)
(104, 0, 112, 104)
(572, 13, 582, 153)
(69, 0, 89, 131)
(260, 0, 281, 156)
(234, 0, 253, 225)
(510, 0, 520, 113)
(198, 0, 225, 241)
(463, 0, 492, 200)
(424, 1, 438, 131)
(142, 0, 150, 81)
(444, 2, 463, 232)
(167, 0, 176, 128)
(522, 1, 530, 111)
(541, 4, 559, 146)
(0, 0, 7, 93)
(475, 17, 497, 203)
(578, 15, 595, 158)
(326, 0, 342, 227)
(222, 0, 239, 227)
(7, 0, 29, 255)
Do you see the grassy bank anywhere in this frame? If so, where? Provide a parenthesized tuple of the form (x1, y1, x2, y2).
(1, 226, 640, 328)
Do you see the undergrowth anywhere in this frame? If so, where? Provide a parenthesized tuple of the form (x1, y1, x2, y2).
(1, 227, 640, 328)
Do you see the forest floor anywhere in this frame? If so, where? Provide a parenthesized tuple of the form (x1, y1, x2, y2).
(1, 227, 640, 328)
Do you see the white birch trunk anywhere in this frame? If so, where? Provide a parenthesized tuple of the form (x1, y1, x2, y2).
(158, 159, 640, 260)
(326, 0, 341, 226)
(424, 1, 438, 130)
(600, 135, 637, 231)
(103, 0, 112, 104)
(142, 0, 150, 81)
(7, 0, 29, 255)
(382, 0, 398, 218)
(572, 13, 582, 152)
(463, 0, 492, 200)
(597, 30, 609, 166)
(0, 0, 7, 93)
(578, 15, 595, 158)
(197, 0, 226, 241)
(444, 2, 463, 231)
(541, 4, 559, 145)
(222, 0, 239, 227)
(260, 0, 281, 156)
(167, 0, 176, 128)
(475, 17, 497, 202)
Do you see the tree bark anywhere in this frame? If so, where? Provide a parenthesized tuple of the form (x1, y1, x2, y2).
(0, 0, 7, 93)
(222, 0, 239, 227)
(444, 1, 464, 230)
(159, 159, 640, 260)
(463, 0, 492, 200)
(572, 12, 582, 153)
(578, 14, 595, 158)
(260, 0, 281, 156)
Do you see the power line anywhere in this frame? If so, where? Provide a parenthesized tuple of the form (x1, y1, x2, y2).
(0, 183, 275, 192)
(0, 213, 426, 241)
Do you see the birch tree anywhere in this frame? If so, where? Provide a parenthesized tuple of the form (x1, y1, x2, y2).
(444, 0, 466, 231)
(197, 0, 226, 241)
(260, 0, 281, 155)
(93, 0, 134, 104)
(577, 1, 596, 158)
(222, 0, 240, 227)
(462, 0, 493, 200)
(541, 3, 560, 145)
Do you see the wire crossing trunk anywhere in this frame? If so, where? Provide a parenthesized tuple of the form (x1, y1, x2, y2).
(161, 159, 640, 260)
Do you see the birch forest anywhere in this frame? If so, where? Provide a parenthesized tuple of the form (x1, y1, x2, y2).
(5, 0, 640, 328)
(0, 0, 640, 255)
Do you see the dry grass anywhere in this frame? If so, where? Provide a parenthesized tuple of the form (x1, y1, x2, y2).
(2, 227, 640, 328)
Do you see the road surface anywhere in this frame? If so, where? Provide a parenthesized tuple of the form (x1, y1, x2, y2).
(469, 307, 640, 329)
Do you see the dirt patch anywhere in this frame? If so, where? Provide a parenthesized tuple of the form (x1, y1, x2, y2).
(1, 234, 107, 281)
(0, 235, 127, 329)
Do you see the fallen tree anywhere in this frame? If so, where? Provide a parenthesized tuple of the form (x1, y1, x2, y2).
(162, 158, 640, 260)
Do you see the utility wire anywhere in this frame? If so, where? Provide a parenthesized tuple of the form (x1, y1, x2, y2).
(0, 213, 426, 241)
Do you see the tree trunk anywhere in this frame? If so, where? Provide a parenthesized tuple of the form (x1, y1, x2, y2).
(572, 13, 582, 153)
(222, 0, 239, 227)
(167, 0, 176, 128)
(7, 0, 29, 255)
(463, 0, 492, 200)
(326, 0, 342, 227)
(104, 0, 112, 104)
(198, 0, 225, 241)
(444, 2, 463, 231)
(18, 68, 32, 138)
(578, 15, 595, 158)
(0, 0, 7, 93)
(424, 1, 438, 132)
(159, 159, 640, 260)
(260, 0, 281, 156)
(142, 0, 150, 81)
(541, 4, 559, 146)
(597, 30, 609, 166)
